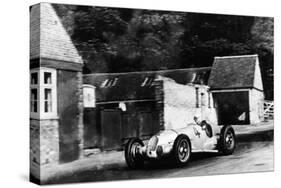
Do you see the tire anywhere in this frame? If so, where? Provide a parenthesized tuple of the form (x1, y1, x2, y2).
(125, 138, 144, 169)
(218, 125, 236, 155)
(172, 134, 191, 165)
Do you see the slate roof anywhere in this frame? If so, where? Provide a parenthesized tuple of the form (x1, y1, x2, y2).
(83, 67, 211, 102)
(30, 3, 82, 64)
(208, 55, 258, 90)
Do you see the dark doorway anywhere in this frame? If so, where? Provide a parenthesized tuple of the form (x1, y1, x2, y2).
(213, 91, 250, 125)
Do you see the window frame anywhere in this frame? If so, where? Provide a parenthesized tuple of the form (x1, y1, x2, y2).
(30, 70, 39, 118)
(30, 68, 57, 119)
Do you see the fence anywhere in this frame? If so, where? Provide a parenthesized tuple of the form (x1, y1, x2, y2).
(264, 100, 274, 120)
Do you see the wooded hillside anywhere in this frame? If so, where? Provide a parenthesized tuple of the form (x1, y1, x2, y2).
(53, 4, 273, 100)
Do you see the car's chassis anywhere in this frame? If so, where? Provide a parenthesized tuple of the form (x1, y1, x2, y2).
(124, 124, 236, 169)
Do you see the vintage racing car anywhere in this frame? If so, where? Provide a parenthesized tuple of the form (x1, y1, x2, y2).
(124, 117, 236, 169)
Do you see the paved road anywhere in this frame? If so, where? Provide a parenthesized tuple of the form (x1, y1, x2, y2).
(49, 131, 274, 184)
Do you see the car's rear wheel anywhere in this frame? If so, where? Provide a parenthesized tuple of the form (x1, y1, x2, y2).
(218, 125, 236, 155)
(125, 138, 144, 169)
(172, 134, 191, 165)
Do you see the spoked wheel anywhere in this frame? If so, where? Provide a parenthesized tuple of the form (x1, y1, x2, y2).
(125, 138, 144, 169)
(173, 134, 191, 165)
(218, 125, 236, 155)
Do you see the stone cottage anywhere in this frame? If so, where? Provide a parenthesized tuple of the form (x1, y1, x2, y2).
(30, 3, 83, 182)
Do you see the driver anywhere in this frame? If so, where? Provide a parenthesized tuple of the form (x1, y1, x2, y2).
(193, 117, 213, 138)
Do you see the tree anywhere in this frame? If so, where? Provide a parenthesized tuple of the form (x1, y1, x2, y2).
(250, 17, 274, 99)
(54, 4, 274, 99)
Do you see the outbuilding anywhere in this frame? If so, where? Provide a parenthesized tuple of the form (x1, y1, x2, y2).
(82, 68, 216, 152)
(30, 3, 84, 182)
(208, 55, 264, 125)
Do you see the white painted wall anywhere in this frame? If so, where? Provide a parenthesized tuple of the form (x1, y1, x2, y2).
(253, 57, 264, 91)
(162, 79, 217, 130)
(250, 57, 264, 124)
(249, 88, 264, 124)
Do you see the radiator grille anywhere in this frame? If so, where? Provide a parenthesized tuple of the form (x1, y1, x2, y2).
(147, 136, 158, 152)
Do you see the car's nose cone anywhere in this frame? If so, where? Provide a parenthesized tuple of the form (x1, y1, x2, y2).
(147, 136, 158, 152)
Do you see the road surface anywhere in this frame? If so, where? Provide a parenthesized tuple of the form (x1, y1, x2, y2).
(49, 131, 273, 184)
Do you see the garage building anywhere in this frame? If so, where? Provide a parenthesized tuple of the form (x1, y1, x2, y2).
(208, 55, 264, 125)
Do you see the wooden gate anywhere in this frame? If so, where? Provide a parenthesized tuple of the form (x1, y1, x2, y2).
(138, 111, 155, 137)
(83, 108, 100, 149)
(100, 109, 122, 150)
(264, 100, 274, 120)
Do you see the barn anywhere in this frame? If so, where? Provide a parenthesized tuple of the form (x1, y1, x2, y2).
(82, 68, 216, 152)
(208, 55, 264, 125)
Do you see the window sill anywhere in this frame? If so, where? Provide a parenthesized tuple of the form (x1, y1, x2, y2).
(30, 114, 59, 120)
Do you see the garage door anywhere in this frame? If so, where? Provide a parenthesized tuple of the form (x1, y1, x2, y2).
(213, 91, 250, 125)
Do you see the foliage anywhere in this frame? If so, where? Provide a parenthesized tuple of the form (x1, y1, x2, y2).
(53, 5, 274, 99)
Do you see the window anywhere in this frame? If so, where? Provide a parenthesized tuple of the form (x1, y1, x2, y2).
(31, 72, 38, 84)
(44, 72, 52, 84)
(30, 71, 39, 115)
(30, 68, 57, 119)
(195, 87, 199, 108)
(44, 89, 52, 112)
(31, 89, 38, 113)
(201, 93, 206, 106)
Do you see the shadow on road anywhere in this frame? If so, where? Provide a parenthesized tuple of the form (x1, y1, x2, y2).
(236, 130, 273, 142)
(45, 129, 274, 185)
(138, 129, 274, 170)
(140, 152, 220, 170)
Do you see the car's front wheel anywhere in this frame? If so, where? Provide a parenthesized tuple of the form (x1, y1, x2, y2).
(218, 125, 236, 155)
(172, 134, 191, 165)
(125, 138, 144, 169)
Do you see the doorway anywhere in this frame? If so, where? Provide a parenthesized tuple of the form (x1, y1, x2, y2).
(213, 91, 250, 125)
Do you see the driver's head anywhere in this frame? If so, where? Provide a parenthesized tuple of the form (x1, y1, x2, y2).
(194, 116, 200, 125)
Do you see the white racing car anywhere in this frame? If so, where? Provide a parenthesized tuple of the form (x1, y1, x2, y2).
(124, 118, 236, 169)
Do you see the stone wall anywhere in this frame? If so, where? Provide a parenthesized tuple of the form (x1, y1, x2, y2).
(77, 72, 84, 158)
(40, 120, 59, 165)
(154, 79, 164, 130)
(156, 77, 217, 130)
(30, 119, 59, 180)
(30, 120, 40, 180)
